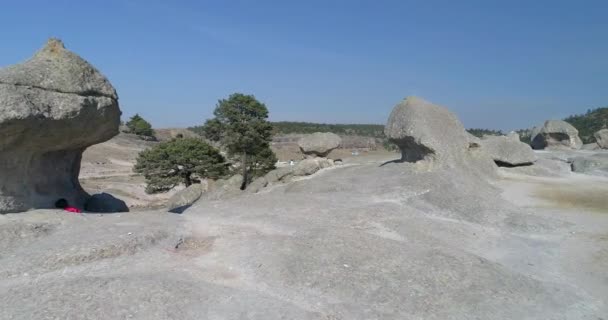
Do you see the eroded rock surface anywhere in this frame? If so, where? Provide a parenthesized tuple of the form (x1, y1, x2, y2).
(0, 39, 120, 213)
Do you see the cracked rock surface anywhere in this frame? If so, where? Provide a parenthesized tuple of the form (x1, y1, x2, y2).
(0, 39, 121, 213)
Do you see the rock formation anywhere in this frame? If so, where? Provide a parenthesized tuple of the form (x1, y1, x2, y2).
(571, 154, 608, 177)
(298, 132, 341, 157)
(0, 39, 121, 213)
(167, 184, 204, 213)
(385, 97, 471, 163)
(530, 120, 583, 150)
(594, 129, 608, 149)
(479, 135, 537, 166)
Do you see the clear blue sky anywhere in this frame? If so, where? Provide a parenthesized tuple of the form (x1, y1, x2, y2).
(1, 1, 606, 131)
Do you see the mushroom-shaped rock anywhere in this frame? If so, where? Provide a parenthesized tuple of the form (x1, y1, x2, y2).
(479, 136, 537, 166)
(530, 120, 582, 150)
(385, 96, 470, 163)
(594, 129, 608, 149)
(298, 132, 341, 157)
(0, 39, 121, 213)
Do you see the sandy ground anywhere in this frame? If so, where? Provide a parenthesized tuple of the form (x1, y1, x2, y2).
(2, 150, 607, 319)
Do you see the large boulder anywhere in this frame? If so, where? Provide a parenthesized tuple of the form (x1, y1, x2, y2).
(479, 135, 537, 166)
(298, 132, 341, 157)
(0, 39, 121, 213)
(167, 184, 204, 213)
(384, 96, 471, 164)
(594, 129, 608, 149)
(530, 120, 582, 150)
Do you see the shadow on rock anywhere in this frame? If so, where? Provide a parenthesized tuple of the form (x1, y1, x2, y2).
(85, 193, 129, 213)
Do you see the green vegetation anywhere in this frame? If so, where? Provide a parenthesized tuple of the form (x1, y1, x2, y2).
(564, 107, 608, 143)
(201, 93, 276, 190)
(272, 122, 385, 137)
(126, 114, 154, 137)
(134, 138, 228, 193)
(466, 128, 504, 138)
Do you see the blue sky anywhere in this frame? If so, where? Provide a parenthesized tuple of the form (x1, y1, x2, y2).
(1, 0, 606, 131)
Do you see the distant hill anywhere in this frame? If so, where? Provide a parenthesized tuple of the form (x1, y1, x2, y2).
(564, 107, 608, 143)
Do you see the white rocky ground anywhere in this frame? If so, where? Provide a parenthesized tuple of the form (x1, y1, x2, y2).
(1, 150, 607, 319)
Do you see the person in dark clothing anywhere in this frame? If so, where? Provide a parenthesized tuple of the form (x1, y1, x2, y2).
(55, 198, 82, 214)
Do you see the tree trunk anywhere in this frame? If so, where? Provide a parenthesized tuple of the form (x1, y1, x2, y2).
(184, 172, 192, 187)
(241, 152, 248, 190)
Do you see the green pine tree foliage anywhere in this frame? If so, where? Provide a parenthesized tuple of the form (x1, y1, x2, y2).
(126, 114, 155, 137)
(134, 138, 228, 193)
(564, 107, 608, 143)
(202, 93, 276, 189)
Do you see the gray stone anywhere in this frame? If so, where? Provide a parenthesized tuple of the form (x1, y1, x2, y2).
(203, 175, 244, 200)
(298, 132, 341, 157)
(571, 154, 608, 177)
(167, 184, 204, 213)
(480, 135, 537, 166)
(247, 177, 268, 194)
(582, 143, 600, 151)
(293, 159, 323, 176)
(264, 167, 294, 183)
(384, 96, 471, 164)
(85, 193, 129, 213)
(0, 39, 121, 213)
(530, 120, 583, 150)
(594, 129, 608, 149)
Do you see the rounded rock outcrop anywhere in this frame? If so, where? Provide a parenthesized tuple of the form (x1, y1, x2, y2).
(298, 132, 341, 157)
(0, 39, 121, 213)
(385, 96, 470, 164)
(479, 135, 537, 166)
(530, 120, 582, 150)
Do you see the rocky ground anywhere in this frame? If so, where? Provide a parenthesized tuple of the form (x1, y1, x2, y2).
(2, 150, 607, 319)
(79, 132, 391, 210)
(79, 133, 180, 210)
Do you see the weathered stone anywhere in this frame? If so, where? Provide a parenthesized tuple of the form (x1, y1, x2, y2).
(293, 159, 322, 176)
(480, 135, 537, 166)
(0, 39, 121, 213)
(384, 96, 470, 164)
(85, 193, 129, 213)
(581, 143, 600, 151)
(203, 175, 243, 200)
(298, 132, 341, 157)
(264, 167, 294, 183)
(167, 184, 204, 213)
(247, 177, 269, 194)
(571, 154, 608, 177)
(594, 129, 608, 149)
(530, 120, 582, 150)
